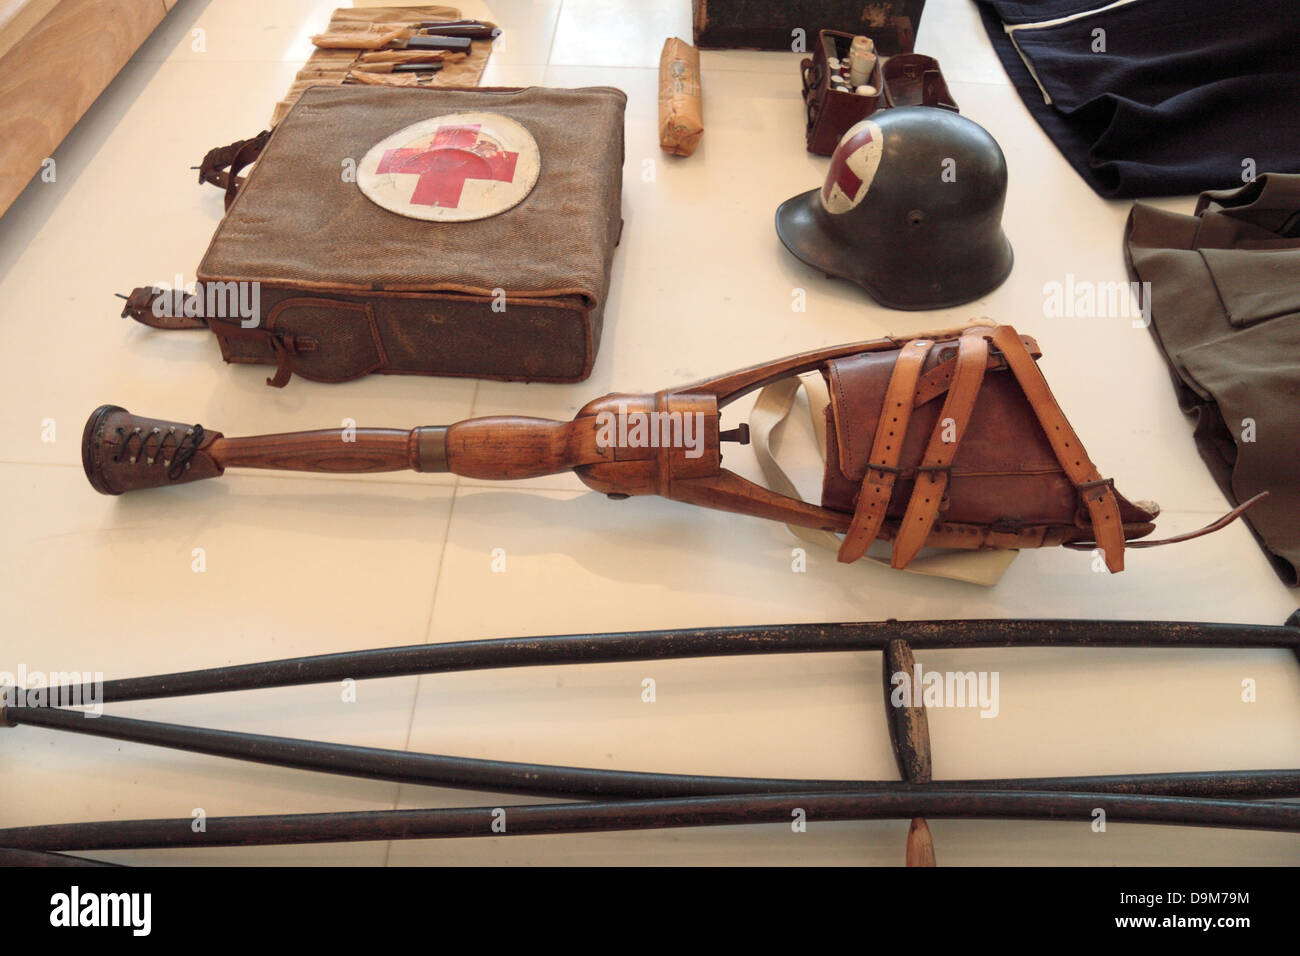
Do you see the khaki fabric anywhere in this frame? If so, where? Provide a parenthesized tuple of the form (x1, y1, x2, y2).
(1125, 173, 1300, 585)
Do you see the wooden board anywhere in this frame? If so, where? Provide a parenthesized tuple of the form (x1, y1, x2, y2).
(0, 0, 61, 62)
(0, 0, 167, 216)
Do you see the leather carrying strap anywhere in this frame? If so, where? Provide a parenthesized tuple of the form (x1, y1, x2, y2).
(119, 287, 207, 330)
(206, 317, 318, 388)
(991, 325, 1127, 572)
(891, 328, 990, 569)
(1064, 491, 1270, 551)
(838, 338, 935, 563)
(197, 130, 272, 211)
(911, 334, 1038, 407)
(118, 286, 315, 388)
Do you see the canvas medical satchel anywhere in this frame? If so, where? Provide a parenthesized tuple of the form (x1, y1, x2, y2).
(120, 84, 627, 386)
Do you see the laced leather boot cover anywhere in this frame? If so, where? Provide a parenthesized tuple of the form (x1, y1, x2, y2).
(81, 406, 223, 495)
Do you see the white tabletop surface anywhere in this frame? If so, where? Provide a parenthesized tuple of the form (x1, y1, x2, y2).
(1, 0, 1297, 865)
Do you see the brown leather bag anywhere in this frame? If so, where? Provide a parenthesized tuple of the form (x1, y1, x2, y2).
(83, 323, 1253, 574)
(120, 84, 627, 387)
(815, 324, 1152, 569)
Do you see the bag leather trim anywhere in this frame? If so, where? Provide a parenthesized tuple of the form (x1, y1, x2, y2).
(837, 338, 934, 564)
(891, 328, 990, 568)
(260, 297, 387, 385)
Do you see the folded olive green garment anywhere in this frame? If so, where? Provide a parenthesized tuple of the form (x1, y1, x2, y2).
(1125, 174, 1300, 585)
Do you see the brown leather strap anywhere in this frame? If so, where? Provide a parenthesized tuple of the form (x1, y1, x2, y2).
(119, 287, 208, 330)
(838, 338, 935, 563)
(1065, 491, 1268, 550)
(206, 317, 317, 389)
(991, 325, 1127, 572)
(891, 329, 990, 569)
(912, 334, 1040, 407)
(120, 286, 308, 387)
(921, 521, 1052, 551)
(197, 130, 272, 210)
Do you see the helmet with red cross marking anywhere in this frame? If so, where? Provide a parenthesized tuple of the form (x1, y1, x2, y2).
(775, 107, 1013, 310)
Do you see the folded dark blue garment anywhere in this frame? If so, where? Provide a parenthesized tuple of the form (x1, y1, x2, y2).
(975, 0, 1300, 197)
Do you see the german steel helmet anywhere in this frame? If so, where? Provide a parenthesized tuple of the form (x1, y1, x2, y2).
(776, 107, 1013, 310)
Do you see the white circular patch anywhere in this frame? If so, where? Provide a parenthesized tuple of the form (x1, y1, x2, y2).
(358, 112, 540, 222)
(820, 119, 884, 215)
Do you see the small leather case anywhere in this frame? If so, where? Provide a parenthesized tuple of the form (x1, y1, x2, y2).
(881, 53, 957, 110)
(801, 30, 883, 156)
(801, 31, 957, 156)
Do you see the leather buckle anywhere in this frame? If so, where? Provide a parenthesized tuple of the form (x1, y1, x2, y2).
(118, 287, 159, 320)
(914, 464, 953, 478)
(1077, 477, 1115, 501)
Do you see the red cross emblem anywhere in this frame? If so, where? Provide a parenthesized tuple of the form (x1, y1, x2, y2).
(359, 112, 540, 222)
(823, 123, 878, 207)
(375, 123, 520, 208)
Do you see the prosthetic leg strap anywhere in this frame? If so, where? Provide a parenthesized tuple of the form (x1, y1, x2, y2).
(990, 325, 1127, 572)
(838, 338, 936, 564)
(750, 374, 841, 553)
(892, 329, 990, 569)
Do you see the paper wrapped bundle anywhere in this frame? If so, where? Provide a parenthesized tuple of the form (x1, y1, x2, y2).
(658, 38, 704, 156)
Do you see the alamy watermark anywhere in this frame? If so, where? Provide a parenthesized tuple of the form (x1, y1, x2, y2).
(594, 405, 705, 459)
(0, 666, 104, 716)
(889, 664, 1000, 718)
(50, 886, 151, 936)
(149, 275, 261, 328)
(1042, 274, 1151, 328)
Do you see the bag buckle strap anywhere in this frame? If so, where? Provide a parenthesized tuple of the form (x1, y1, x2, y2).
(117, 287, 208, 331)
(1077, 476, 1115, 499)
(837, 338, 936, 564)
(891, 329, 990, 569)
(205, 317, 317, 388)
(866, 462, 903, 476)
(914, 464, 954, 476)
(196, 129, 273, 210)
